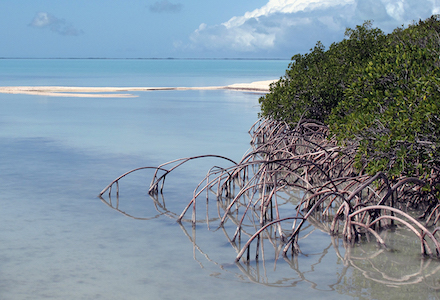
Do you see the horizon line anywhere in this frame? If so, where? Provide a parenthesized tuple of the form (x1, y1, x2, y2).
(0, 57, 290, 61)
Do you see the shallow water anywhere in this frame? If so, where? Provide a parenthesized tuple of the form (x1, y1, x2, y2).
(1, 59, 439, 299)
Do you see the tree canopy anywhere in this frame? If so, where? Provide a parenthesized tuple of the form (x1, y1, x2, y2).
(259, 15, 440, 184)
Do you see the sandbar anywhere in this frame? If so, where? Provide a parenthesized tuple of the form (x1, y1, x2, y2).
(0, 80, 276, 98)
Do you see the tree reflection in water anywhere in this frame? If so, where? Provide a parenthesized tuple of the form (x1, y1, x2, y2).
(99, 184, 440, 295)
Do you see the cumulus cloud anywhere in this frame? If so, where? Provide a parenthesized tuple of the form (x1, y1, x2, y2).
(187, 0, 440, 56)
(149, 0, 182, 13)
(29, 12, 84, 36)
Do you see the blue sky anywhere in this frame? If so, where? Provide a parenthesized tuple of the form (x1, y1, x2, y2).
(1, 0, 439, 59)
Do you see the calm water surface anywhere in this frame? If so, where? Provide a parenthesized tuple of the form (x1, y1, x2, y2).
(0, 59, 439, 299)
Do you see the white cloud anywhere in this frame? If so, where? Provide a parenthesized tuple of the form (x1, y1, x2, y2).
(29, 12, 84, 36)
(186, 0, 440, 57)
(384, 0, 405, 20)
(30, 12, 51, 27)
(223, 0, 354, 28)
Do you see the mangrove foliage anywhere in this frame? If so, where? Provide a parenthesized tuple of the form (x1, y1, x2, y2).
(259, 15, 440, 184)
(100, 16, 440, 268)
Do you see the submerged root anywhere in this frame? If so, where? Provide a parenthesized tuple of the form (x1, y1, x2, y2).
(99, 117, 440, 262)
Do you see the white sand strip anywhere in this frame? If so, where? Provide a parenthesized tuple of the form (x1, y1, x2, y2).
(0, 80, 277, 98)
(225, 80, 276, 91)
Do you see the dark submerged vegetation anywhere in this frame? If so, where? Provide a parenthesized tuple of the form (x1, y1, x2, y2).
(100, 16, 440, 263)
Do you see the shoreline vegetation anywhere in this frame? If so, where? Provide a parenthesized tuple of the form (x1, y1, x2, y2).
(0, 79, 276, 98)
(99, 15, 440, 263)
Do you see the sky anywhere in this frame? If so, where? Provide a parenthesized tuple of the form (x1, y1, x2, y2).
(1, 0, 439, 59)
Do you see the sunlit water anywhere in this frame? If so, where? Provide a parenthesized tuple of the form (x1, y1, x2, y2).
(0, 59, 439, 299)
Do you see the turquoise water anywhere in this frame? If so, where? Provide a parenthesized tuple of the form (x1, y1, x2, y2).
(0, 58, 287, 87)
(0, 59, 439, 299)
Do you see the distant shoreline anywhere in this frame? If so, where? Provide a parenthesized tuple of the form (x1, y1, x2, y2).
(0, 80, 276, 98)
